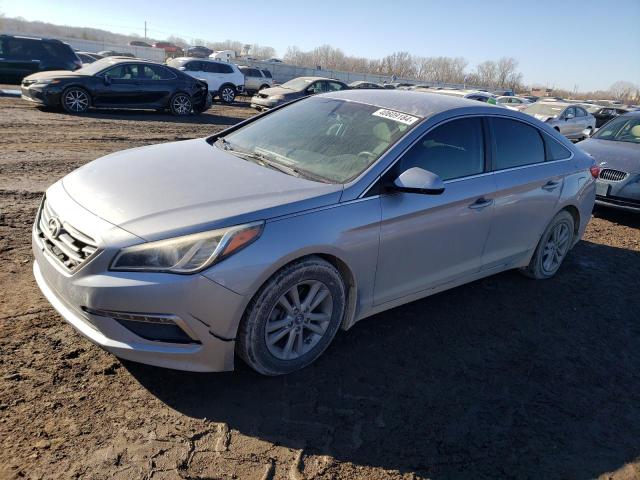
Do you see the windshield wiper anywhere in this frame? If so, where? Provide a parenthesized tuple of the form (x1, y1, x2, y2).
(228, 149, 303, 178)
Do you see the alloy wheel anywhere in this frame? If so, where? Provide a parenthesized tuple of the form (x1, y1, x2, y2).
(221, 87, 235, 103)
(264, 280, 333, 360)
(172, 94, 192, 115)
(541, 222, 571, 274)
(64, 89, 89, 112)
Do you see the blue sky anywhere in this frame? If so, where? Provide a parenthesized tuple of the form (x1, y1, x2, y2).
(2, 0, 638, 91)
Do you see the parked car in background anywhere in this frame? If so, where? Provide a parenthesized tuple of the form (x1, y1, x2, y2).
(496, 96, 531, 110)
(523, 95, 539, 103)
(238, 66, 273, 94)
(522, 102, 595, 141)
(186, 46, 213, 58)
(32, 90, 597, 375)
(423, 88, 499, 104)
(167, 57, 244, 104)
(0, 34, 82, 84)
(266, 58, 283, 63)
(578, 111, 640, 212)
(129, 40, 152, 48)
(21, 57, 209, 116)
(492, 89, 514, 96)
(76, 52, 100, 64)
(349, 81, 384, 89)
(251, 76, 348, 110)
(589, 106, 631, 128)
(153, 42, 183, 57)
(98, 51, 135, 58)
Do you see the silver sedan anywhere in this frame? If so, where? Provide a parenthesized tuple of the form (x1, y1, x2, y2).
(522, 102, 596, 141)
(33, 90, 597, 375)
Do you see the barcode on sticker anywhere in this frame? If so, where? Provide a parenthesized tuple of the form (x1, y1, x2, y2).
(372, 109, 420, 125)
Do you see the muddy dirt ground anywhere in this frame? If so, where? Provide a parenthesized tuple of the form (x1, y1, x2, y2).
(1, 94, 639, 480)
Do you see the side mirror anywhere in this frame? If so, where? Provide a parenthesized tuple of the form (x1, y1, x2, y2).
(178, 66, 186, 71)
(103, 75, 111, 85)
(389, 167, 445, 195)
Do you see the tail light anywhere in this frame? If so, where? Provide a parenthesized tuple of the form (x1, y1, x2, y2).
(590, 165, 601, 178)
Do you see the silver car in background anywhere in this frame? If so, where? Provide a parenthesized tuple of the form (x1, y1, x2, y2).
(523, 102, 596, 141)
(33, 90, 597, 375)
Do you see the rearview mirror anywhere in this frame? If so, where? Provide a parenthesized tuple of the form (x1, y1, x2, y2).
(389, 167, 445, 195)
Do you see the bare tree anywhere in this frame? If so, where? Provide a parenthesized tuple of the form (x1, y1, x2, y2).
(609, 81, 638, 101)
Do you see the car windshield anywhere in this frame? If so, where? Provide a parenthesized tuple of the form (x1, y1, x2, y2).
(218, 97, 420, 183)
(280, 78, 314, 91)
(75, 57, 124, 76)
(592, 116, 640, 144)
(523, 103, 566, 117)
(582, 104, 602, 114)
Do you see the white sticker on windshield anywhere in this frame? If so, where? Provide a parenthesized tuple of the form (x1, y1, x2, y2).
(372, 108, 420, 125)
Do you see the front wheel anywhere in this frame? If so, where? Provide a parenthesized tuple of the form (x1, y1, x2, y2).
(61, 87, 90, 113)
(520, 210, 575, 279)
(237, 257, 346, 375)
(218, 85, 236, 104)
(170, 93, 193, 116)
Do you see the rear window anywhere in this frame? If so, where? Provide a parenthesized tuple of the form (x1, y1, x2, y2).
(491, 118, 545, 170)
(205, 62, 233, 74)
(41, 42, 75, 60)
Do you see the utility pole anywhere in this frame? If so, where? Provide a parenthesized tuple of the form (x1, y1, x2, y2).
(144, 21, 147, 39)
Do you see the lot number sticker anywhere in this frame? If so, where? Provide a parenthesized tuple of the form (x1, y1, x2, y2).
(372, 108, 420, 125)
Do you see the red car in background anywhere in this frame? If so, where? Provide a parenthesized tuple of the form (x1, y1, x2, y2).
(152, 42, 184, 57)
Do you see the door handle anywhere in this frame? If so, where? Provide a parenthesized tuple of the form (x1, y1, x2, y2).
(542, 180, 561, 191)
(468, 198, 494, 210)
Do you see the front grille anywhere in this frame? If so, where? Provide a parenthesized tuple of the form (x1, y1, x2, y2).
(599, 169, 628, 181)
(36, 198, 98, 272)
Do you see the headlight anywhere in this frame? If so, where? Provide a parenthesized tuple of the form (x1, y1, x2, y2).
(35, 79, 61, 85)
(268, 95, 285, 101)
(110, 221, 263, 274)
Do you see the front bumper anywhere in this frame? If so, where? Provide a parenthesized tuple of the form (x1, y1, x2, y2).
(31, 187, 249, 372)
(595, 174, 640, 213)
(250, 95, 279, 111)
(21, 85, 52, 106)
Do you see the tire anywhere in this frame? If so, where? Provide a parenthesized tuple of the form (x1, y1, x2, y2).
(218, 84, 236, 104)
(237, 257, 346, 376)
(520, 210, 575, 279)
(61, 87, 90, 114)
(169, 92, 193, 116)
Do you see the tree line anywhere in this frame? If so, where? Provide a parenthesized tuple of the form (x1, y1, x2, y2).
(1, 15, 637, 100)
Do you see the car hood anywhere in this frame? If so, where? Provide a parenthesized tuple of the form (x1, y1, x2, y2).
(577, 138, 640, 173)
(23, 70, 87, 81)
(259, 86, 302, 98)
(62, 138, 342, 240)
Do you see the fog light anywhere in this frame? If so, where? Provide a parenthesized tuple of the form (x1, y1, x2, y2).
(82, 307, 199, 344)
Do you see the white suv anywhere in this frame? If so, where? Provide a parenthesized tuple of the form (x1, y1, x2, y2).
(167, 57, 244, 104)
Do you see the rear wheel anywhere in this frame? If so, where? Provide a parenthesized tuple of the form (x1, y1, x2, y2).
(170, 93, 193, 116)
(61, 87, 90, 113)
(237, 257, 346, 376)
(520, 210, 575, 279)
(219, 84, 236, 104)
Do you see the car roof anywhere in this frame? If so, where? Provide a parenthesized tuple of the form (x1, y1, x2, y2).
(322, 89, 499, 117)
(0, 34, 63, 43)
(172, 56, 228, 64)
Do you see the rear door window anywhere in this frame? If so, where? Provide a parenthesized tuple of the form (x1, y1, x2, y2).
(185, 61, 203, 72)
(399, 118, 485, 181)
(261, 69, 272, 78)
(543, 134, 572, 161)
(491, 118, 545, 170)
(141, 64, 175, 80)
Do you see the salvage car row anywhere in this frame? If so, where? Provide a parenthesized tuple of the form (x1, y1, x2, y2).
(6, 34, 639, 213)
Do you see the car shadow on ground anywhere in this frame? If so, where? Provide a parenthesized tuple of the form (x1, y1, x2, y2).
(84, 109, 248, 126)
(593, 205, 640, 229)
(125, 240, 640, 478)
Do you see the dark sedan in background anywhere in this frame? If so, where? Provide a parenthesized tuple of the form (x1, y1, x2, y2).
(349, 80, 384, 89)
(591, 106, 630, 128)
(578, 111, 640, 212)
(250, 76, 348, 110)
(21, 57, 210, 116)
